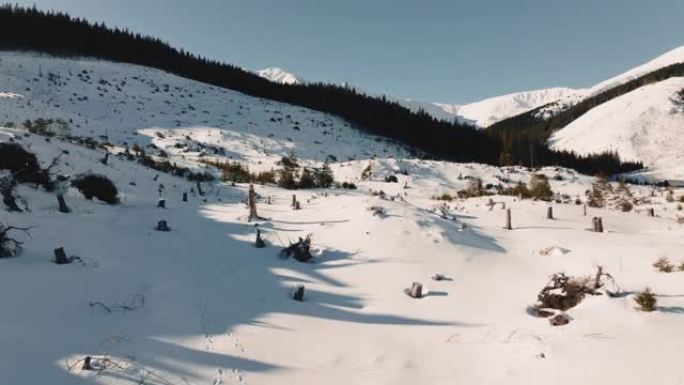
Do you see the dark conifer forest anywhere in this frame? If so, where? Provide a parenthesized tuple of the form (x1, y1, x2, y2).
(0, 5, 643, 175)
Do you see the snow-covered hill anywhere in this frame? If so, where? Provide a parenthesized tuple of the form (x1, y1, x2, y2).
(3, 124, 684, 385)
(0, 52, 407, 168)
(549, 77, 684, 182)
(256, 67, 302, 85)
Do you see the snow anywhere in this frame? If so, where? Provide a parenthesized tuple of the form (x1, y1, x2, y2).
(549, 77, 684, 183)
(455, 87, 583, 127)
(2, 52, 684, 385)
(256, 67, 302, 85)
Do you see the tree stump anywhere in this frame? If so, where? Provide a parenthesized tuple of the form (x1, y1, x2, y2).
(505, 208, 512, 230)
(157, 199, 166, 209)
(54, 247, 70, 264)
(293, 284, 305, 301)
(408, 282, 423, 298)
(547, 206, 553, 220)
(549, 313, 571, 326)
(592, 217, 603, 233)
(156, 220, 170, 232)
(57, 194, 70, 213)
(182, 192, 188, 202)
(81, 356, 93, 370)
(248, 184, 258, 221)
(255, 229, 265, 248)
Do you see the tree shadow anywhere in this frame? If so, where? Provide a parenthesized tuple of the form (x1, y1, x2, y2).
(658, 306, 684, 314)
(39, 196, 470, 384)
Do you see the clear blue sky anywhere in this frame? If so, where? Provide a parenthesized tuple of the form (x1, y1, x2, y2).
(12, 0, 684, 103)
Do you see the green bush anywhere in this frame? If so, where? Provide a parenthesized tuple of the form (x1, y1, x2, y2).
(634, 288, 657, 312)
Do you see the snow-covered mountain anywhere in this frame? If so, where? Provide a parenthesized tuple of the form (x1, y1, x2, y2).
(550, 77, 684, 181)
(256, 67, 302, 85)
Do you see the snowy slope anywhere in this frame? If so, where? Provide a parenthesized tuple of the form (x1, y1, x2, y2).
(3, 124, 684, 385)
(256, 67, 302, 85)
(3, 50, 684, 385)
(0, 52, 407, 168)
(395, 88, 581, 127)
(456, 87, 583, 127)
(550, 77, 684, 182)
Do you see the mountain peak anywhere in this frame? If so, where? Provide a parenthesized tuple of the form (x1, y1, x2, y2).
(256, 67, 302, 85)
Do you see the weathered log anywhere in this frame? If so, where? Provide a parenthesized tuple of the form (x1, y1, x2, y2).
(293, 284, 305, 301)
(54, 247, 70, 264)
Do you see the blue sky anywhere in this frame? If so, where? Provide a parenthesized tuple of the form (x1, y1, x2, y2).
(12, 0, 684, 103)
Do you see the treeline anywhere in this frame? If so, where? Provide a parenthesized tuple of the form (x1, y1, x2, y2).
(0, 5, 641, 175)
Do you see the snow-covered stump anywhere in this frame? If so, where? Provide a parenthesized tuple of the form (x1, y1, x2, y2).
(255, 229, 265, 248)
(54, 247, 70, 264)
(293, 284, 305, 301)
(547, 206, 554, 220)
(182, 192, 187, 202)
(505, 209, 512, 230)
(648, 208, 655, 217)
(155, 220, 170, 232)
(157, 199, 166, 209)
(592, 217, 604, 233)
(248, 184, 258, 221)
(408, 282, 423, 298)
(100, 152, 109, 165)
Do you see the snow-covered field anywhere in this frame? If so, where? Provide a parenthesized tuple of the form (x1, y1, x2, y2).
(3, 52, 684, 385)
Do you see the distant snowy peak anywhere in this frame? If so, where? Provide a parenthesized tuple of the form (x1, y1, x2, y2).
(256, 67, 302, 85)
(457, 87, 583, 127)
(401, 87, 582, 128)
